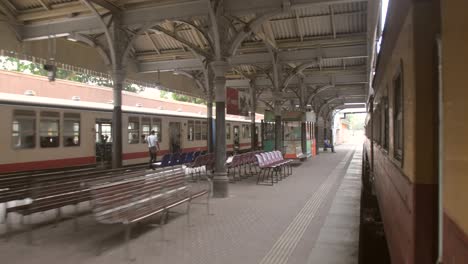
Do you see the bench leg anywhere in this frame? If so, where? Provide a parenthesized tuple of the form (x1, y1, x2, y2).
(4, 212, 11, 241)
(159, 211, 166, 241)
(206, 192, 211, 215)
(26, 214, 33, 245)
(54, 208, 62, 228)
(186, 200, 191, 227)
(256, 169, 262, 184)
(124, 224, 135, 262)
(74, 204, 79, 232)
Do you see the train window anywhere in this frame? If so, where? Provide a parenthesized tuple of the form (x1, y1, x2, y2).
(12, 110, 36, 149)
(128, 117, 140, 144)
(245, 125, 250, 138)
(201, 121, 207, 140)
(226, 123, 231, 139)
(394, 72, 404, 161)
(374, 106, 381, 145)
(151, 118, 162, 142)
(195, 120, 202, 140)
(64, 113, 80, 147)
(382, 97, 389, 151)
(39, 111, 60, 148)
(187, 120, 194, 141)
(141, 117, 151, 143)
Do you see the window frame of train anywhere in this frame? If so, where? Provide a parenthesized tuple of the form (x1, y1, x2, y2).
(151, 118, 162, 142)
(245, 124, 251, 138)
(201, 121, 208, 140)
(393, 64, 404, 163)
(226, 123, 231, 140)
(187, 120, 194, 141)
(128, 116, 140, 144)
(382, 96, 389, 151)
(195, 120, 202, 140)
(141, 117, 151, 144)
(39, 111, 60, 148)
(63, 113, 80, 147)
(12, 109, 36, 149)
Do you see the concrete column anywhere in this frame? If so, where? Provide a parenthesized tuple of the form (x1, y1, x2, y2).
(330, 127, 335, 153)
(315, 122, 319, 155)
(249, 83, 257, 150)
(111, 68, 125, 168)
(207, 99, 214, 153)
(301, 122, 307, 154)
(274, 97, 283, 152)
(323, 118, 328, 151)
(210, 61, 229, 198)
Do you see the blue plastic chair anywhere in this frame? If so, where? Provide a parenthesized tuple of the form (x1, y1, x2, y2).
(154, 154, 171, 168)
(184, 152, 194, 164)
(193, 151, 201, 162)
(178, 152, 187, 165)
(169, 152, 180, 166)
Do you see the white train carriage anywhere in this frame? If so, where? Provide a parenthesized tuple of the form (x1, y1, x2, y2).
(0, 93, 261, 173)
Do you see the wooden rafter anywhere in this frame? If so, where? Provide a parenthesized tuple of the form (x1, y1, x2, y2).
(37, 0, 50, 10)
(88, 0, 121, 13)
(145, 32, 161, 54)
(151, 25, 211, 59)
(295, 10, 303, 42)
(329, 5, 336, 39)
(0, 1, 17, 22)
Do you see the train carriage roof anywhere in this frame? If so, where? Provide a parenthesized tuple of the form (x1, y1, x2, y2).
(0, 92, 255, 123)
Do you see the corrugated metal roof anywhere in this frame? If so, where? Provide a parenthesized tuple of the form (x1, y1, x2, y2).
(3, 0, 375, 103)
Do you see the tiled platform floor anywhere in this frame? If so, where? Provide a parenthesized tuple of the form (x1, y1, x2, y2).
(0, 144, 362, 264)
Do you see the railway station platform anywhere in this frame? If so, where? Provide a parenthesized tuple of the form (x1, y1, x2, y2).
(0, 144, 362, 264)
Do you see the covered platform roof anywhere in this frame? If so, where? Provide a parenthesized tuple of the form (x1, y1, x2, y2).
(0, 0, 381, 114)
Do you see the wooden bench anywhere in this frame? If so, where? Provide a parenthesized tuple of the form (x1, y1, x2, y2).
(90, 166, 211, 260)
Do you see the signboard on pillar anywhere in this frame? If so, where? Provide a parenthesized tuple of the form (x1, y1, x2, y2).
(226, 87, 250, 116)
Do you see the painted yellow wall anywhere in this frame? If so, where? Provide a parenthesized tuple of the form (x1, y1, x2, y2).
(442, 0, 468, 234)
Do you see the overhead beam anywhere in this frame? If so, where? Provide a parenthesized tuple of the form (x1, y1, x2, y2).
(18, 0, 366, 40)
(139, 58, 203, 72)
(0, 1, 17, 21)
(329, 5, 336, 39)
(88, 0, 121, 13)
(145, 32, 161, 54)
(138, 44, 367, 72)
(225, 72, 367, 88)
(37, 0, 50, 10)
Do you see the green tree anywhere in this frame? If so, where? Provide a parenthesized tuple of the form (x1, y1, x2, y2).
(346, 113, 366, 130)
(0, 56, 142, 92)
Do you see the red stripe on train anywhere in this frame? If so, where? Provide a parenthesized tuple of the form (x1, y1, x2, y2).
(0, 156, 96, 173)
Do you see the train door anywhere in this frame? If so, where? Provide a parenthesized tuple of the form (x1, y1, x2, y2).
(169, 122, 181, 153)
(233, 125, 240, 151)
(95, 119, 112, 165)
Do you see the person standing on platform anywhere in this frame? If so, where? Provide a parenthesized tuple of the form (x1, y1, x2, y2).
(147, 130, 159, 169)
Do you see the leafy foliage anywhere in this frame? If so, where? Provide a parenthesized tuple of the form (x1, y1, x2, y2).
(0, 56, 139, 92)
(346, 113, 366, 130)
(0, 56, 204, 102)
(160, 90, 205, 105)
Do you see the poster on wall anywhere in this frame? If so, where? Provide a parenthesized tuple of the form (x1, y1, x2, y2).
(227, 87, 251, 116)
